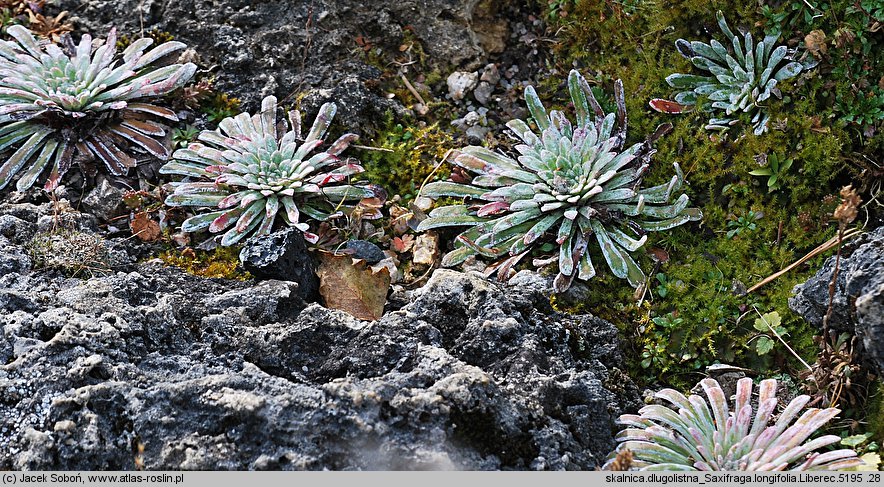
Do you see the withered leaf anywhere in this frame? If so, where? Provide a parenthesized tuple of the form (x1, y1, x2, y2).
(317, 251, 391, 321)
(649, 98, 690, 114)
(131, 211, 162, 241)
(391, 234, 414, 253)
(411, 232, 439, 266)
(804, 30, 827, 56)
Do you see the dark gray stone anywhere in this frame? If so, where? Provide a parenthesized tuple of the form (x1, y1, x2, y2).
(80, 178, 128, 223)
(56, 0, 506, 116)
(0, 236, 31, 276)
(790, 227, 884, 375)
(239, 228, 318, 302)
(0, 215, 35, 245)
(0, 226, 639, 470)
(345, 240, 385, 265)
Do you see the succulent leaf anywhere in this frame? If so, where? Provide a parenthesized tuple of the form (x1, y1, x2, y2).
(0, 26, 195, 191)
(162, 96, 375, 245)
(419, 70, 701, 291)
(605, 378, 863, 471)
(652, 11, 806, 134)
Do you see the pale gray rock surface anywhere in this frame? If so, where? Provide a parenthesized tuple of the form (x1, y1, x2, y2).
(0, 204, 639, 470)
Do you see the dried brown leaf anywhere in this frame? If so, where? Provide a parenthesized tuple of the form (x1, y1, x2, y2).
(317, 251, 391, 321)
(391, 234, 414, 253)
(804, 30, 827, 56)
(130, 211, 161, 241)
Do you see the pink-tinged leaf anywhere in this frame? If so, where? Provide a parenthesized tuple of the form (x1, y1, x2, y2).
(477, 201, 510, 217)
(327, 133, 358, 156)
(700, 379, 729, 433)
(218, 192, 248, 209)
(654, 389, 693, 411)
(750, 384, 779, 438)
(109, 123, 170, 159)
(0, 103, 42, 115)
(43, 168, 60, 191)
(807, 450, 863, 468)
(84, 134, 134, 176)
(125, 103, 178, 121)
(304, 103, 336, 144)
(209, 209, 241, 233)
(453, 152, 491, 173)
(649, 98, 691, 114)
(122, 118, 166, 136)
(314, 173, 346, 186)
(734, 378, 753, 424)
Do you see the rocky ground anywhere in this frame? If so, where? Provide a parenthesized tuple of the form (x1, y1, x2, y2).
(57, 0, 545, 134)
(0, 198, 640, 470)
(790, 227, 884, 377)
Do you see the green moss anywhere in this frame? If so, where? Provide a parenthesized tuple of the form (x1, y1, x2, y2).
(356, 112, 454, 201)
(158, 246, 251, 280)
(870, 383, 884, 444)
(116, 29, 175, 51)
(201, 91, 241, 124)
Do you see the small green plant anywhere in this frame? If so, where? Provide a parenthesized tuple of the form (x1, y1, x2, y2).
(0, 25, 196, 191)
(172, 125, 200, 149)
(655, 272, 672, 298)
(837, 87, 884, 126)
(640, 312, 701, 372)
(417, 69, 701, 292)
(651, 11, 808, 135)
(161, 96, 380, 246)
(545, 0, 576, 20)
(751, 310, 788, 355)
(726, 210, 762, 239)
(201, 92, 241, 124)
(605, 377, 863, 470)
(749, 153, 794, 192)
(841, 433, 881, 471)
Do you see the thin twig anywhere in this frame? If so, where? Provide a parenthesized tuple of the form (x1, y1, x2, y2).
(400, 74, 427, 106)
(350, 144, 394, 153)
(822, 227, 845, 337)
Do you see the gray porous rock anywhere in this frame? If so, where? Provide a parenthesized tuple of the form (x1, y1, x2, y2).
(239, 228, 318, 302)
(0, 201, 639, 470)
(56, 0, 505, 116)
(789, 227, 884, 375)
(80, 178, 128, 224)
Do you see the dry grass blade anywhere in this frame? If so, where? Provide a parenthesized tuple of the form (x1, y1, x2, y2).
(747, 227, 862, 293)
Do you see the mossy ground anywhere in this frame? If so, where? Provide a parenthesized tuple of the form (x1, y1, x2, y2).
(158, 246, 251, 280)
(355, 114, 454, 201)
(538, 0, 882, 438)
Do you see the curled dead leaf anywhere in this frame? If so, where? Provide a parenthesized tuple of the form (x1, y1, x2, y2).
(412, 232, 440, 266)
(649, 98, 691, 114)
(130, 211, 162, 242)
(804, 30, 827, 56)
(317, 251, 391, 321)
